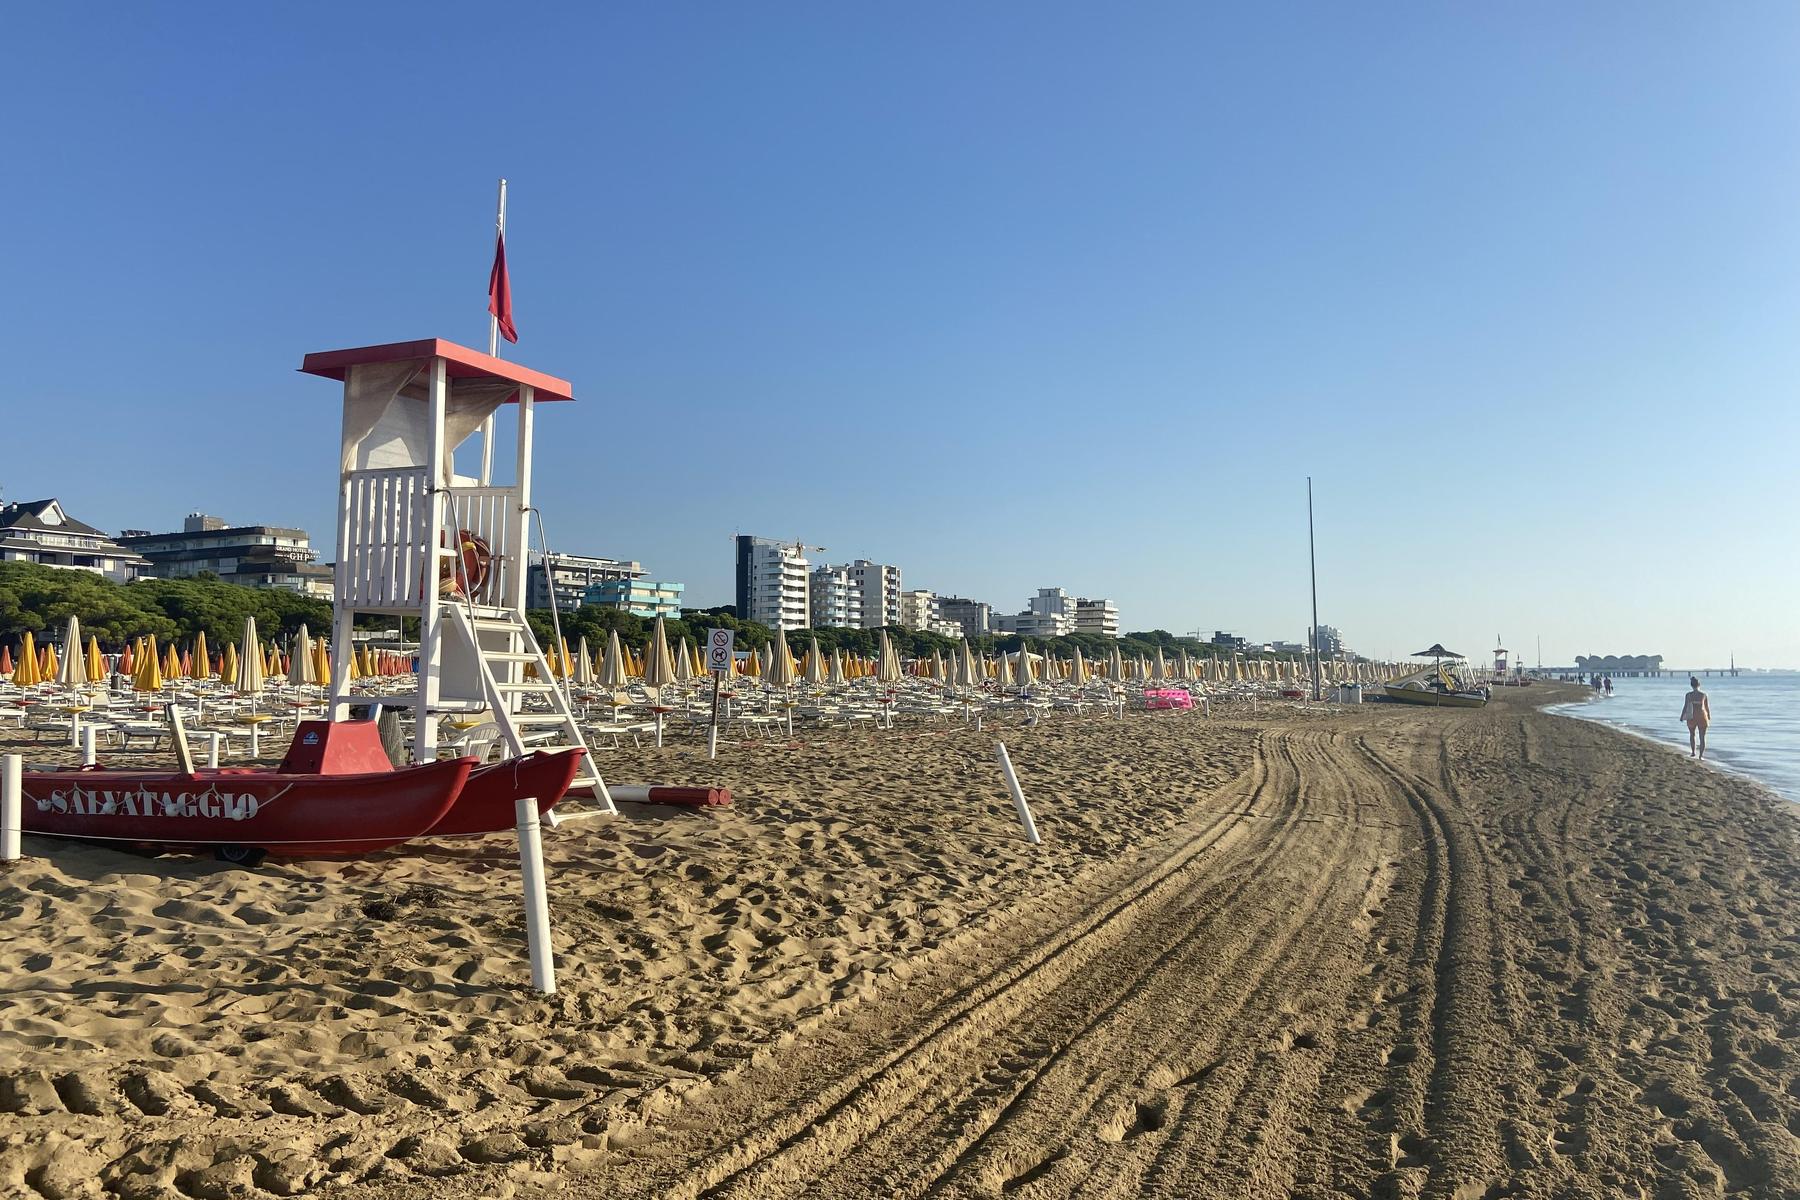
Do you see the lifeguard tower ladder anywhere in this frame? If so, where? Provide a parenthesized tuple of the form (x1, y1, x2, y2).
(301, 339, 599, 795)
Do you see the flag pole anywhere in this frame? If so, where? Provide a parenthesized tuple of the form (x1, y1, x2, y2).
(480, 177, 507, 485)
(1308, 476, 1322, 702)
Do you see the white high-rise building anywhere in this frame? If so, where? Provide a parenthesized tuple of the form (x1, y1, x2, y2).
(810, 565, 862, 628)
(735, 535, 811, 628)
(1074, 597, 1119, 637)
(845, 560, 902, 629)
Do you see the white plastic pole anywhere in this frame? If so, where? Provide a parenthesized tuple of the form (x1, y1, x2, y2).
(514, 795, 556, 994)
(994, 741, 1040, 844)
(81, 725, 97, 766)
(2, 754, 21, 862)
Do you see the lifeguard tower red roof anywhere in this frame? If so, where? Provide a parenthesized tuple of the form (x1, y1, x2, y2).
(299, 338, 573, 403)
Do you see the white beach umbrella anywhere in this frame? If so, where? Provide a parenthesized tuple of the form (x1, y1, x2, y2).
(575, 636, 597, 686)
(1178, 649, 1194, 681)
(1014, 644, 1036, 686)
(643, 615, 678, 692)
(766, 624, 799, 688)
(1153, 647, 1169, 681)
(1109, 646, 1124, 681)
(804, 636, 827, 685)
(931, 649, 947, 682)
(829, 646, 847, 686)
(1070, 646, 1089, 686)
(599, 630, 629, 688)
(673, 637, 694, 683)
(236, 616, 266, 696)
(289, 624, 316, 686)
(57, 615, 87, 687)
(957, 641, 979, 689)
(876, 630, 903, 683)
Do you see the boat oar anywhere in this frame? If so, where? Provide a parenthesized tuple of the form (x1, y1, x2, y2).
(166, 703, 196, 776)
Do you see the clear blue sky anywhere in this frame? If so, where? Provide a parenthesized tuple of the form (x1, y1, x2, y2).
(5, 4, 1798, 667)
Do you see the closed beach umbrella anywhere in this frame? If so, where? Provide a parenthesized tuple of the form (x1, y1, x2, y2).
(1153, 647, 1168, 681)
(135, 635, 163, 692)
(236, 617, 265, 696)
(289, 625, 315, 686)
(14, 631, 41, 686)
(805, 636, 827, 685)
(829, 647, 847, 686)
(575, 637, 597, 686)
(86, 635, 105, 682)
(876, 631, 903, 683)
(766, 624, 799, 688)
(643, 615, 678, 692)
(221, 641, 239, 685)
(57, 616, 87, 687)
(1070, 646, 1089, 686)
(599, 630, 629, 687)
(311, 638, 332, 688)
(192, 631, 211, 681)
(41, 642, 60, 682)
(670, 637, 691, 684)
(931, 649, 947, 682)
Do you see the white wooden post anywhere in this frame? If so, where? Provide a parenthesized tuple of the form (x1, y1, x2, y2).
(994, 741, 1041, 844)
(2, 754, 21, 862)
(515, 796, 556, 993)
(415, 357, 449, 764)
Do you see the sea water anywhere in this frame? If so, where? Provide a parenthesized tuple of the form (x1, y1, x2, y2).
(1548, 674, 1800, 803)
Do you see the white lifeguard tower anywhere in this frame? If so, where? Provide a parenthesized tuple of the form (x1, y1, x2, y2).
(1493, 640, 1509, 681)
(301, 338, 597, 793)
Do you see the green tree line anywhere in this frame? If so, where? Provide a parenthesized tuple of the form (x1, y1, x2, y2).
(0, 561, 331, 649)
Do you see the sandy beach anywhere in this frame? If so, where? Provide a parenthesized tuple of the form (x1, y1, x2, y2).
(4, 685, 1799, 1199)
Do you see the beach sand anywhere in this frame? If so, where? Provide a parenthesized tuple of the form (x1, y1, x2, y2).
(3, 686, 1799, 1198)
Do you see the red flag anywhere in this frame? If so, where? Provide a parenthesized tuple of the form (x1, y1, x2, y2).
(488, 231, 518, 344)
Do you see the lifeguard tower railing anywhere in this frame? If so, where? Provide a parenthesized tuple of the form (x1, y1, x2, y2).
(338, 468, 524, 610)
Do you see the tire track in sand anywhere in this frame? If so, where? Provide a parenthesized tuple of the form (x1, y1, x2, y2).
(563, 727, 1395, 1200)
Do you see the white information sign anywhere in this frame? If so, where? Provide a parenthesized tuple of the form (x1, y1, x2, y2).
(706, 629, 736, 673)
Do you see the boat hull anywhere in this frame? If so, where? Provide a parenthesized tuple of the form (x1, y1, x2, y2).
(1382, 684, 1489, 709)
(20, 758, 475, 857)
(425, 749, 587, 837)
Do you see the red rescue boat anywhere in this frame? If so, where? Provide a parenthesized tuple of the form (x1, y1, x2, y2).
(20, 757, 474, 858)
(425, 748, 588, 836)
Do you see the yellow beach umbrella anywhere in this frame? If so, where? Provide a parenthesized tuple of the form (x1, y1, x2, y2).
(312, 639, 332, 688)
(11, 630, 41, 685)
(135, 635, 164, 692)
(192, 631, 211, 680)
(41, 641, 61, 684)
(222, 641, 240, 684)
(86, 635, 105, 682)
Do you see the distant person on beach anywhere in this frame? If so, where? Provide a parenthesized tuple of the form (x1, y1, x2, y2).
(1680, 677, 1711, 759)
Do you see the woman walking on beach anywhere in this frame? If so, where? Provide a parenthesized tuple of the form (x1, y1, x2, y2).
(1680, 676, 1711, 759)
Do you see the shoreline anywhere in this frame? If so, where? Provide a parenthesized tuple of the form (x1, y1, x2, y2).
(1546, 688, 1800, 807)
(5, 687, 1800, 1198)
